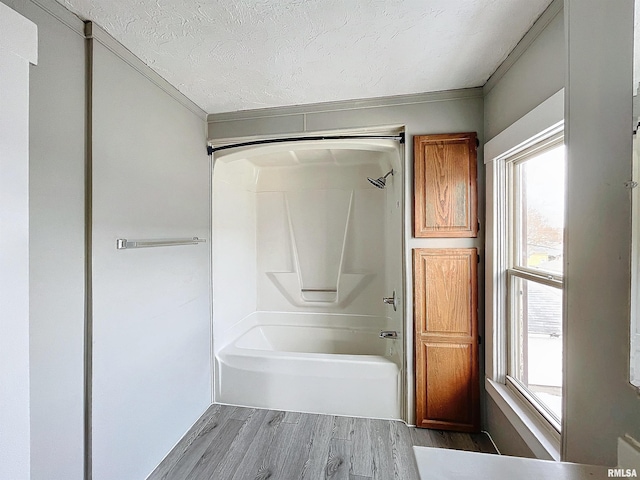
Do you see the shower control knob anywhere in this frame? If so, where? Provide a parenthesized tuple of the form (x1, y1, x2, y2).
(383, 290, 398, 311)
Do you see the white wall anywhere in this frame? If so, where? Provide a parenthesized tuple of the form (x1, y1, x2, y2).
(208, 90, 485, 425)
(485, 399, 535, 458)
(484, 0, 564, 142)
(90, 32, 211, 480)
(564, 0, 640, 466)
(0, 1, 86, 478)
(0, 3, 37, 479)
(0, 4, 213, 477)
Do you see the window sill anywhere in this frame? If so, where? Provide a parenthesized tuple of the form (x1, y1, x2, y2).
(485, 378, 561, 461)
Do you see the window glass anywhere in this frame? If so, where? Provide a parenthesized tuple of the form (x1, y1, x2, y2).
(514, 145, 565, 275)
(510, 276, 563, 422)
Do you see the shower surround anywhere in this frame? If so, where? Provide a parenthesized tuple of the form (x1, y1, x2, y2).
(212, 138, 404, 419)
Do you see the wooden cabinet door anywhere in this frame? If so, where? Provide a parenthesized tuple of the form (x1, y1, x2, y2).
(414, 248, 479, 432)
(414, 133, 478, 237)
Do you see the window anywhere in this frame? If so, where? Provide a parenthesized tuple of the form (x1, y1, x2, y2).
(484, 89, 564, 457)
(505, 135, 565, 430)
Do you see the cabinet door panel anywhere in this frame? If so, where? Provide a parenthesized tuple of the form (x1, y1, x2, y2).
(423, 253, 473, 336)
(414, 133, 478, 238)
(424, 343, 475, 427)
(414, 248, 479, 432)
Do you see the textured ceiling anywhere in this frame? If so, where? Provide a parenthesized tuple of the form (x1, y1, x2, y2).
(57, 0, 553, 114)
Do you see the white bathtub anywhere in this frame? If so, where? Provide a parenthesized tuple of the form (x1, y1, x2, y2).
(215, 312, 402, 419)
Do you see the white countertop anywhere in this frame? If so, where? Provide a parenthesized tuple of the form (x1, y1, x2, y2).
(413, 447, 610, 480)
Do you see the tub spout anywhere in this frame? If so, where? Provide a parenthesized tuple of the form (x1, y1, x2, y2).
(379, 331, 398, 339)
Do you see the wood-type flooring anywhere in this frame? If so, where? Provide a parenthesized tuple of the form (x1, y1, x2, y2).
(147, 404, 497, 480)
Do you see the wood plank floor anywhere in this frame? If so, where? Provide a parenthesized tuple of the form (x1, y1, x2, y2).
(147, 404, 497, 480)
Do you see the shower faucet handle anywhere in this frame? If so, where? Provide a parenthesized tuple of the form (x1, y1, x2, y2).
(383, 290, 398, 311)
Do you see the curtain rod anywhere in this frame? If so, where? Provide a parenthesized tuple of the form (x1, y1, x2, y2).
(207, 132, 405, 155)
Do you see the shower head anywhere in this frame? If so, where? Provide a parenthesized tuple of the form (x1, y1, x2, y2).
(367, 169, 394, 189)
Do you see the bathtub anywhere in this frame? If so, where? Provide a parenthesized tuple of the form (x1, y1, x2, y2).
(215, 312, 402, 419)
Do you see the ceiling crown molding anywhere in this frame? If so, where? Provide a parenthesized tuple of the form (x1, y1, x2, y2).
(208, 87, 484, 123)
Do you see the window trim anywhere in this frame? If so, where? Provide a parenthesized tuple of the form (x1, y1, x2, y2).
(509, 267, 563, 286)
(506, 376, 562, 432)
(486, 378, 561, 460)
(484, 89, 564, 460)
(506, 132, 565, 165)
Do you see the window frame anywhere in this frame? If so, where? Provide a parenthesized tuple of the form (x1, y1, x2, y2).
(503, 133, 565, 433)
(501, 132, 565, 434)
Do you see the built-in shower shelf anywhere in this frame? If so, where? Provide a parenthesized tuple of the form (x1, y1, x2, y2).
(267, 272, 373, 306)
(301, 288, 337, 302)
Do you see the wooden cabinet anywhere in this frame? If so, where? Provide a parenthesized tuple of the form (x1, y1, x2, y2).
(412, 132, 480, 431)
(414, 133, 478, 238)
(413, 248, 479, 432)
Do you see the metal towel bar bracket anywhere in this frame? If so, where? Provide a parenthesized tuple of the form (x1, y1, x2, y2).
(116, 237, 206, 250)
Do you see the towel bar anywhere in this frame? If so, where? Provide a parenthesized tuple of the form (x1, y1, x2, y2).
(116, 237, 206, 249)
